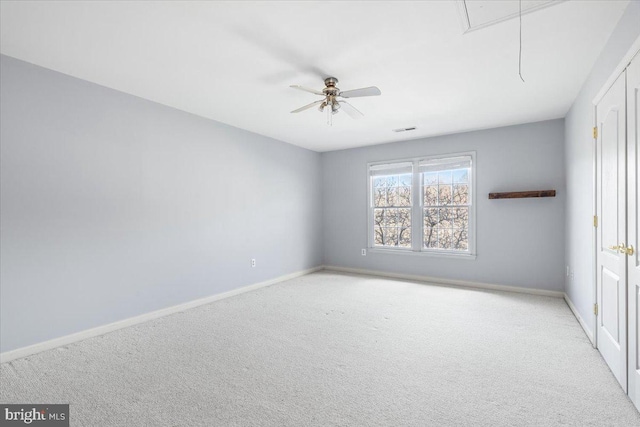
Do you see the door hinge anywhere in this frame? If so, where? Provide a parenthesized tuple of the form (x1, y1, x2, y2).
(594, 303, 598, 316)
(593, 215, 598, 227)
(593, 126, 598, 139)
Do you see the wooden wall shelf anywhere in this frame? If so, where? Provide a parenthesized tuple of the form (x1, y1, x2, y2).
(488, 190, 556, 199)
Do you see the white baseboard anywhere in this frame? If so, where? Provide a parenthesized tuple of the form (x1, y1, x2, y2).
(563, 293, 595, 346)
(322, 265, 564, 298)
(0, 266, 322, 364)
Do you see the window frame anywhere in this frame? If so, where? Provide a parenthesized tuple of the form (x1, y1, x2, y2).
(367, 151, 476, 259)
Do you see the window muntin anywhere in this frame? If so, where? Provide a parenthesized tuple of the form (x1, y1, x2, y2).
(368, 154, 474, 256)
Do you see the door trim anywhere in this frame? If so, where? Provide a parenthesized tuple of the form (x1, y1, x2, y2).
(592, 103, 599, 349)
(593, 34, 640, 106)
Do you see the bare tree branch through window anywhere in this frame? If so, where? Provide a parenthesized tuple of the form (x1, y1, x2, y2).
(373, 173, 412, 248)
(423, 168, 469, 250)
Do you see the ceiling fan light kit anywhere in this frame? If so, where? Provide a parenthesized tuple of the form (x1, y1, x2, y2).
(290, 77, 381, 126)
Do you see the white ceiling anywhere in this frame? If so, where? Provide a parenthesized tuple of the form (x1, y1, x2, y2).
(0, 1, 629, 152)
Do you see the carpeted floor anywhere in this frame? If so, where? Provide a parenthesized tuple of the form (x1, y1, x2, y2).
(1, 271, 639, 426)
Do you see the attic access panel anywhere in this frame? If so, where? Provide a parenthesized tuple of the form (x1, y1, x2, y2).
(457, 0, 566, 33)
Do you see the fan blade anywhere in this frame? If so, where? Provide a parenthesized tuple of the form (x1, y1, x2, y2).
(291, 99, 324, 113)
(339, 101, 364, 119)
(339, 86, 381, 98)
(290, 85, 324, 96)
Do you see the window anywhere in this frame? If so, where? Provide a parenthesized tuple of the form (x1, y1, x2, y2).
(421, 156, 472, 251)
(368, 153, 475, 256)
(370, 162, 413, 248)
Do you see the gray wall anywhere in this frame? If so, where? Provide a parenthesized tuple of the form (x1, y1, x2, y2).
(564, 1, 640, 336)
(0, 55, 323, 353)
(322, 119, 566, 291)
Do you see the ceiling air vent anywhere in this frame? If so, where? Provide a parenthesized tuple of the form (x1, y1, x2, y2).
(393, 127, 416, 133)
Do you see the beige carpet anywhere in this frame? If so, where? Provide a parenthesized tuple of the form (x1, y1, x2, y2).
(1, 271, 639, 426)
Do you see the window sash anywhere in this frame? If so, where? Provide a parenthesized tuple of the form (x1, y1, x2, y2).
(370, 163, 413, 249)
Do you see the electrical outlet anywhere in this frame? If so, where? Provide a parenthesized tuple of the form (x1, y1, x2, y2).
(566, 266, 570, 277)
(361, 249, 367, 256)
(251, 259, 256, 268)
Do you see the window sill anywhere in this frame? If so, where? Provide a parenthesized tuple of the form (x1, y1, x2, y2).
(367, 248, 477, 260)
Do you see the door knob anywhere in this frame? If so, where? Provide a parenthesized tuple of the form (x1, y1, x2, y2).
(608, 244, 635, 255)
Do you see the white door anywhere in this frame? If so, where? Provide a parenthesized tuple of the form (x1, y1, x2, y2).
(627, 54, 640, 410)
(596, 71, 627, 391)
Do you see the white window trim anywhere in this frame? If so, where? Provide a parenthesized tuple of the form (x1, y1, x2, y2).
(367, 151, 476, 258)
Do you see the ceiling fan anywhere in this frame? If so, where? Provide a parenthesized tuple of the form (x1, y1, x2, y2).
(290, 77, 381, 125)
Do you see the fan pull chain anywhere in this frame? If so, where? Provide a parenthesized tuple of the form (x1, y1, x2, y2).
(519, 0, 525, 82)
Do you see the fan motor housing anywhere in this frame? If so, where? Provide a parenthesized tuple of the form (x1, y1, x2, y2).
(323, 77, 340, 96)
